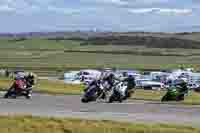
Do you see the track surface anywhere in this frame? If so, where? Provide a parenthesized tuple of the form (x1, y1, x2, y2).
(0, 93, 200, 127)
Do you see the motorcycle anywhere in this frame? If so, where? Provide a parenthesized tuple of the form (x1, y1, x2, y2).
(4, 79, 32, 99)
(108, 81, 128, 103)
(161, 86, 185, 102)
(4, 87, 32, 99)
(81, 80, 104, 103)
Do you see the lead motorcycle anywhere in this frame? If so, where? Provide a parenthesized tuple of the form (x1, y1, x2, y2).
(4, 79, 32, 99)
(4, 88, 32, 99)
(81, 80, 105, 103)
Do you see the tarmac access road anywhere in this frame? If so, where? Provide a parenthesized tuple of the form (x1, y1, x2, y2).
(0, 93, 199, 127)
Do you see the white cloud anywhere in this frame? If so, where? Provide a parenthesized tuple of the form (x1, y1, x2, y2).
(134, 0, 169, 4)
(83, 0, 128, 5)
(0, 0, 81, 15)
(0, 0, 35, 13)
(128, 8, 192, 15)
(85, 0, 168, 5)
(128, 8, 155, 13)
(47, 6, 81, 15)
(0, 0, 199, 33)
(158, 9, 192, 15)
(0, 5, 15, 12)
(103, 0, 128, 5)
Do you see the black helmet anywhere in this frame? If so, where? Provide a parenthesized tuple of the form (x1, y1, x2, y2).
(109, 73, 114, 78)
(128, 75, 133, 78)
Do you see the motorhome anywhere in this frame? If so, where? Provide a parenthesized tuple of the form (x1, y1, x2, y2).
(149, 71, 170, 83)
(78, 69, 101, 84)
(136, 74, 165, 90)
(187, 73, 200, 89)
(115, 69, 141, 79)
(136, 78, 165, 90)
(63, 71, 81, 84)
(141, 81, 165, 90)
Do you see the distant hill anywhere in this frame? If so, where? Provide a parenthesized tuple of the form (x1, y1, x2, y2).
(1, 31, 200, 49)
(81, 35, 200, 49)
(0, 31, 104, 39)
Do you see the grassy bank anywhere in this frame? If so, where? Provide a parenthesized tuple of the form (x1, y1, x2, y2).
(1, 38, 200, 76)
(0, 115, 199, 133)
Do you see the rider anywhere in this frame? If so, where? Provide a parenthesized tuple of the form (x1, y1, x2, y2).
(101, 72, 119, 90)
(83, 78, 101, 92)
(176, 79, 189, 95)
(24, 72, 37, 89)
(123, 75, 136, 98)
(9, 75, 26, 93)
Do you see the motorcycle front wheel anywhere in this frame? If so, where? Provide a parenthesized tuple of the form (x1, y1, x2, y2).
(81, 97, 89, 103)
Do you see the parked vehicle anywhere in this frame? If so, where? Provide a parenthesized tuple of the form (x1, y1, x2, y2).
(78, 69, 101, 84)
(63, 71, 81, 84)
(136, 78, 165, 90)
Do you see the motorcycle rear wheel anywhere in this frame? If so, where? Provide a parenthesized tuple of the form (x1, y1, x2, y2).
(176, 94, 185, 101)
(108, 95, 114, 103)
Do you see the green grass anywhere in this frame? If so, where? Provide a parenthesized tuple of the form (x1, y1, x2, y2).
(1, 38, 200, 76)
(0, 115, 199, 133)
(0, 49, 200, 70)
(35, 79, 83, 95)
(0, 38, 82, 50)
(0, 78, 83, 95)
(132, 89, 200, 105)
(1, 37, 200, 56)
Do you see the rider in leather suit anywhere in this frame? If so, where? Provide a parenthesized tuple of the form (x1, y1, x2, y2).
(123, 75, 136, 98)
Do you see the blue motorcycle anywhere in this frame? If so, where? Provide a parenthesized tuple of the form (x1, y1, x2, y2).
(81, 80, 104, 103)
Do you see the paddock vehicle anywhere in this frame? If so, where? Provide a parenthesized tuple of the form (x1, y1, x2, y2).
(4, 87, 32, 99)
(108, 81, 128, 103)
(161, 86, 186, 102)
(136, 79, 165, 91)
(78, 69, 101, 85)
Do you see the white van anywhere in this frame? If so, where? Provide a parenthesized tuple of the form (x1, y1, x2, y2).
(136, 78, 165, 90)
(63, 71, 81, 84)
(78, 69, 101, 84)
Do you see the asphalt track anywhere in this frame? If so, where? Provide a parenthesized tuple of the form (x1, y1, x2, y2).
(0, 92, 200, 127)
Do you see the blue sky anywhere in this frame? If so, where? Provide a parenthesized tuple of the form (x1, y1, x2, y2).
(0, 0, 200, 33)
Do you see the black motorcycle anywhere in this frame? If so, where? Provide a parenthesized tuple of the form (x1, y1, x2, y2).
(4, 87, 32, 99)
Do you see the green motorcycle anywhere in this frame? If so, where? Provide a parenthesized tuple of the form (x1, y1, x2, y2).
(161, 86, 185, 102)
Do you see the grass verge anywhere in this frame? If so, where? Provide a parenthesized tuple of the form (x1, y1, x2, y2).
(0, 115, 199, 133)
(132, 90, 200, 105)
(1, 77, 200, 105)
(0, 78, 83, 95)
